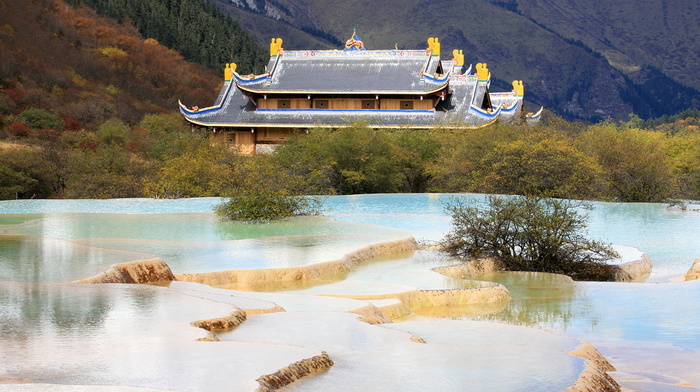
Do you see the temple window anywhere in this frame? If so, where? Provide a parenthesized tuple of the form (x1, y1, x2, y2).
(361, 100, 375, 109)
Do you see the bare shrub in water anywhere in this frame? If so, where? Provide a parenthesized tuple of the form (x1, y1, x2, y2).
(443, 195, 618, 281)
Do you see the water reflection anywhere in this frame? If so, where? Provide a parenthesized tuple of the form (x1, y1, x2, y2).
(0, 281, 324, 390)
(467, 271, 584, 330)
(0, 212, 411, 277)
(0, 236, 146, 283)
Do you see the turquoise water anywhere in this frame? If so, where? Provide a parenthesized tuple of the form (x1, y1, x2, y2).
(1, 194, 700, 389)
(4, 194, 697, 278)
(327, 194, 700, 280)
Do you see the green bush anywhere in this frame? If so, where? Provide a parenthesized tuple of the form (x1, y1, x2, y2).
(475, 137, 604, 199)
(215, 193, 322, 221)
(19, 108, 63, 129)
(0, 161, 38, 199)
(442, 195, 618, 281)
(96, 118, 129, 145)
(274, 122, 414, 194)
(215, 154, 323, 221)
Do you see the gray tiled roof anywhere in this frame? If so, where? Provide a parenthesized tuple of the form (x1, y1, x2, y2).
(238, 50, 448, 94)
(179, 51, 527, 129)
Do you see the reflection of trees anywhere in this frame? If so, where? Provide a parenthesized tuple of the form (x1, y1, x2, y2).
(0, 282, 113, 344)
(465, 271, 598, 331)
(49, 286, 112, 333)
(127, 285, 161, 313)
(1, 235, 148, 283)
(212, 215, 330, 241)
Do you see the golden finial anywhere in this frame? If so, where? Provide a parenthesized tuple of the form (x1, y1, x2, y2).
(427, 37, 441, 57)
(344, 29, 365, 50)
(452, 49, 464, 66)
(512, 80, 524, 96)
(270, 38, 284, 56)
(224, 63, 236, 81)
(476, 63, 489, 81)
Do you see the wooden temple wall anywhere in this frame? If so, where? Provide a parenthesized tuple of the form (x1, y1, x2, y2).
(257, 97, 434, 111)
(209, 128, 297, 154)
(258, 98, 311, 109)
(380, 98, 433, 111)
(256, 128, 293, 143)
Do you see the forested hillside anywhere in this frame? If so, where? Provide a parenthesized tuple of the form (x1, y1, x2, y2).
(0, 0, 227, 198)
(67, 0, 268, 73)
(210, 0, 700, 122)
(0, 0, 222, 127)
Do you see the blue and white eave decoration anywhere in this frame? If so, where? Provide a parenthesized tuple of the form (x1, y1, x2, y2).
(526, 107, 544, 124)
(468, 104, 503, 119)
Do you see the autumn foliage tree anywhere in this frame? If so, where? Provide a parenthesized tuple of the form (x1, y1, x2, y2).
(576, 123, 673, 202)
(474, 136, 604, 199)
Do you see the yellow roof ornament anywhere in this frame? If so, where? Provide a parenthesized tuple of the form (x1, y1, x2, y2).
(344, 28, 365, 51)
(427, 37, 441, 57)
(452, 49, 464, 66)
(270, 38, 284, 56)
(224, 63, 237, 81)
(512, 80, 524, 96)
(476, 63, 490, 81)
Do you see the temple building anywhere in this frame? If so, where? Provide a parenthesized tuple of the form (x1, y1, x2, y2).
(179, 31, 542, 153)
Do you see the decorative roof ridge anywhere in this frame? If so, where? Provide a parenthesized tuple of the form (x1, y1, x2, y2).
(280, 49, 431, 58)
(233, 84, 449, 95)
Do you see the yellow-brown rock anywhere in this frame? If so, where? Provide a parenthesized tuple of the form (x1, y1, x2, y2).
(256, 351, 334, 392)
(369, 299, 412, 322)
(0, 375, 31, 384)
(76, 258, 175, 284)
(349, 303, 392, 324)
(176, 237, 419, 290)
(608, 253, 653, 282)
(433, 258, 505, 278)
(190, 307, 247, 332)
(684, 257, 700, 281)
(566, 341, 620, 392)
(243, 305, 286, 316)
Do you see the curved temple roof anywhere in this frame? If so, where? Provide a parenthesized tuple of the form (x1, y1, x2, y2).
(180, 44, 534, 129)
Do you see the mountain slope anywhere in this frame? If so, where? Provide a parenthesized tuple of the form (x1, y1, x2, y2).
(0, 0, 221, 127)
(209, 0, 699, 121)
(514, 0, 700, 90)
(67, 0, 269, 73)
(210, 0, 339, 49)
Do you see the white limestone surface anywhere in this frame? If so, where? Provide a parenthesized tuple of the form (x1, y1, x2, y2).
(608, 245, 646, 265)
(218, 311, 594, 391)
(169, 281, 382, 313)
(0, 281, 327, 392)
(0, 386, 170, 392)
